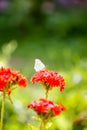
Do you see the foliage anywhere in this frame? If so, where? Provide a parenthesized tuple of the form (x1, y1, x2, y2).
(0, 40, 17, 67)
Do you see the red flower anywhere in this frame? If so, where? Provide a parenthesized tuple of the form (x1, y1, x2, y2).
(31, 70, 66, 91)
(0, 67, 28, 95)
(28, 98, 66, 118)
(18, 75, 27, 87)
(0, 79, 7, 91)
(52, 103, 67, 115)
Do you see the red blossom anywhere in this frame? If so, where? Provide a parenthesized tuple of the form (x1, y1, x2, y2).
(30, 70, 66, 91)
(0, 79, 7, 91)
(0, 67, 28, 94)
(52, 103, 67, 115)
(28, 98, 66, 117)
(18, 76, 27, 87)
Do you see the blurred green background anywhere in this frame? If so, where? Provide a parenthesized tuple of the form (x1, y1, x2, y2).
(0, 0, 87, 130)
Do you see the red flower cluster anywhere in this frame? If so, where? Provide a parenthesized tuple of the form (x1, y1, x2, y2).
(0, 67, 27, 94)
(31, 70, 65, 91)
(28, 98, 66, 118)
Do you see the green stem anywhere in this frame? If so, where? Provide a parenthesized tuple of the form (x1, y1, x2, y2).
(0, 92, 5, 130)
(45, 89, 49, 99)
(39, 120, 46, 130)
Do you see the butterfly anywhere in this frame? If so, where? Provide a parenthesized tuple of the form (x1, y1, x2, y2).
(34, 59, 46, 72)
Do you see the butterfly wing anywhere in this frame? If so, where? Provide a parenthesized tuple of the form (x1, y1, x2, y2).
(34, 59, 46, 72)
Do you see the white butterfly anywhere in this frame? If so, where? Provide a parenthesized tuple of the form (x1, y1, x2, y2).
(34, 59, 46, 72)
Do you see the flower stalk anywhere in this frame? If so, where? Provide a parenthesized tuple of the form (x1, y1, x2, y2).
(45, 89, 49, 99)
(39, 120, 47, 130)
(0, 92, 5, 130)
